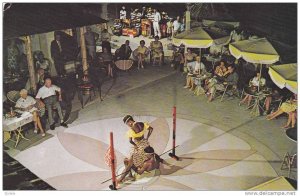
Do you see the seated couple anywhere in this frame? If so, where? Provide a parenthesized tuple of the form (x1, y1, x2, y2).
(206, 65, 239, 102)
(117, 115, 163, 184)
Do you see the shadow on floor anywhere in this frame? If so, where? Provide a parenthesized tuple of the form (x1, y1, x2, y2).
(3, 151, 55, 190)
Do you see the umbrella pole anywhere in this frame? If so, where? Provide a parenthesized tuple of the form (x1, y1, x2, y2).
(258, 63, 262, 92)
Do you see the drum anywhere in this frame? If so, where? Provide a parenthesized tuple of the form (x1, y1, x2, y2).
(122, 19, 131, 25)
(128, 28, 138, 37)
(141, 24, 148, 36)
(141, 19, 151, 26)
(122, 28, 129, 36)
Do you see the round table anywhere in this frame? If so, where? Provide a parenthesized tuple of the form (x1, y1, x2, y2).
(286, 127, 297, 142)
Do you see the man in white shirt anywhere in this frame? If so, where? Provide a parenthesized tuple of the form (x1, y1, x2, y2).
(152, 9, 161, 38)
(36, 78, 68, 130)
(16, 89, 46, 136)
(120, 6, 127, 20)
(172, 16, 181, 37)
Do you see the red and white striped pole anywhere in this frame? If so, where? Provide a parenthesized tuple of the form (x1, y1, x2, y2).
(169, 106, 179, 160)
(109, 132, 117, 190)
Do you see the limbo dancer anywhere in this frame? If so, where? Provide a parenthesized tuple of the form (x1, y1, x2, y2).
(117, 115, 162, 183)
(117, 146, 161, 184)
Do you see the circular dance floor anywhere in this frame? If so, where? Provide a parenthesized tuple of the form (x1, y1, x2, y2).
(14, 115, 278, 190)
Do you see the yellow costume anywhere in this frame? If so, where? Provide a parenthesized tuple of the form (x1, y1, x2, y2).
(127, 122, 150, 139)
(280, 101, 297, 113)
(127, 122, 151, 168)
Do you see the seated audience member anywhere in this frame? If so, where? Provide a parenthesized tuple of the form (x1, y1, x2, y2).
(184, 48, 197, 72)
(115, 40, 132, 60)
(184, 56, 206, 90)
(207, 65, 238, 102)
(99, 47, 114, 77)
(101, 29, 112, 52)
(36, 78, 68, 130)
(133, 40, 150, 69)
(193, 59, 211, 95)
(214, 61, 228, 79)
(266, 94, 297, 128)
(264, 89, 283, 115)
(15, 89, 46, 136)
(171, 47, 184, 71)
(150, 36, 164, 66)
(239, 72, 266, 106)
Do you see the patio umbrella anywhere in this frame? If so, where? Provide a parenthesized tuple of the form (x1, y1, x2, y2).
(229, 38, 280, 117)
(173, 27, 231, 48)
(229, 38, 280, 64)
(229, 37, 280, 92)
(268, 63, 297, 94)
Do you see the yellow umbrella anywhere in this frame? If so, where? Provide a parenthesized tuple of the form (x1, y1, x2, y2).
(268, 63, 297, 94)
(173, 27, 231, 48)
(229, 38, 280, 64)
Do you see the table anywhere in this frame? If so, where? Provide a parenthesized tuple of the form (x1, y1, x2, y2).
(193, 73, 212, 96)
(281, 127, 297, 178)
(286, 127, 297, 142)
(3, 112, 32, 147)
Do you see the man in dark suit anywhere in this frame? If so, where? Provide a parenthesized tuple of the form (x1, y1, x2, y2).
(51, 32, 65, 77)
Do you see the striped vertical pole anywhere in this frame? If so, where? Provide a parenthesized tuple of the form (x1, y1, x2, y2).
(169, 106, 179, 160)
(109, 132, 117, 190)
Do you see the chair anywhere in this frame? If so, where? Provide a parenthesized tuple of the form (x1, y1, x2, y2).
(7, 90, 20, 104)
(150, 51, 161, 65)
(78, 82, 95, 108)
(211, 83, 230, 102)
(150, 49, 164, 66)
(281, 152, 297, 178)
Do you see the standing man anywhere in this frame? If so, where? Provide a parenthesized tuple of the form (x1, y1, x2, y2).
(146, 8, 154, 37)
(172, 16, 181, 37)
(152, 9, 161, 39)
(84, 27, 99, 60)
(141, 7, 147, 19)
(51, 32, 65, 77)
(120, 6, 127, 20)
(36, 78, 68, 130)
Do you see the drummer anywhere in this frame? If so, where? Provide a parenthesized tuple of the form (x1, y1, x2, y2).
(239, 72, 266, 107)
(15, 89, 46, 137)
